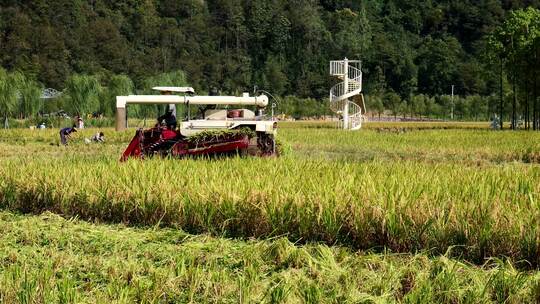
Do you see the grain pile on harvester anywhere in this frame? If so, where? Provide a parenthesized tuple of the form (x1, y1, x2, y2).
(117, 87, 278, 161)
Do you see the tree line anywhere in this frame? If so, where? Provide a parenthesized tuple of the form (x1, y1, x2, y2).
(488, 7, 540, 130)
(366, 93, 500, 121)
(0, 68, 183, 127)
(0, 1, 539, 126)
(0, 66, 514, 125)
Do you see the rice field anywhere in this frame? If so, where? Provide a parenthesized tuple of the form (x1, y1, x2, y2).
(0, 121, 539, 302)
(1, 211, 539, 303)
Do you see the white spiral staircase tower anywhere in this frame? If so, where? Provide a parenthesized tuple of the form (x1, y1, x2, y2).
(330, 58, 366, 130)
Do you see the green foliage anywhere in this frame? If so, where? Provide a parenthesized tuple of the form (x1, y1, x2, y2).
(411, 94, 427, 117)
(261, 56, 288, 96)
(280, 95, 331, 119)
(417, 36, 463, 95)
(101, 74, 133, 117)
(0, 0, 536, 99)
(487, 7, 540, 129)
(64, 74, 102, 115)
(367, 95, 384, 118)
(0, 69, 25, 127)
(1, 2, 539, 123)
(383, 92, 401, 118)
(18, 77, 42, 119)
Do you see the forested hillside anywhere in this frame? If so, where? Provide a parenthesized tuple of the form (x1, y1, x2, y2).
(0, 0, 539, 121)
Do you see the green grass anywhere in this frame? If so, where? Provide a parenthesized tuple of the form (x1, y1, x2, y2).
(0, 210, 539, 303)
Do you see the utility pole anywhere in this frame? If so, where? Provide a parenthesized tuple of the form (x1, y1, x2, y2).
(451, 85, 454, 120)
(500, 58, 504, 130)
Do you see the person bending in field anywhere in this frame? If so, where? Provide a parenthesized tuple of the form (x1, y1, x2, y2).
(59, 125, 77, 145)
(85, 131, 105, 144)
(157, 108, 177, 130)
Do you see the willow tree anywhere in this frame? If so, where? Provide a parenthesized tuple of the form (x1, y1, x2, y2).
(18, 77, 43, 119)
(101, 74, 134, 117)
(0, 69, 24, 128)
(64, 74, 102, 116)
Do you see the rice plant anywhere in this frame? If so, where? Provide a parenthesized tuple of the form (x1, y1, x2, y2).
(0, 123, 539, 269)
(0, 211, 539, 303)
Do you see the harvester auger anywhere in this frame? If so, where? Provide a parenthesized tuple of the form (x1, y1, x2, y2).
(117, 87, 278, 161)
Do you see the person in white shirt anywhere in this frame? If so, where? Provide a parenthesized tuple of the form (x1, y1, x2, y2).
(85, 132, 105, 144)
(91, 132, 105, 142)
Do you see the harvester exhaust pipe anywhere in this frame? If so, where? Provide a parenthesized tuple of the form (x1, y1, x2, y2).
(115, 93, 268, 131)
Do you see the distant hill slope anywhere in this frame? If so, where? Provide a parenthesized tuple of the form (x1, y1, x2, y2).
(0, 1, 537, 97)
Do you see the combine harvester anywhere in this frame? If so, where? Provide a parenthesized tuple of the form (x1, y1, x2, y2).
(117, 87, 277, 161)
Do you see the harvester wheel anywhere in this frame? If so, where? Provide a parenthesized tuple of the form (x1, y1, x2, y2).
(256, 133, 276, 156)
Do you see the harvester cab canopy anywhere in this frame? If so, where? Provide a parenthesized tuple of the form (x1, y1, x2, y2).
(152, 87, 195, 95)
(116, 91, 273, 134)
